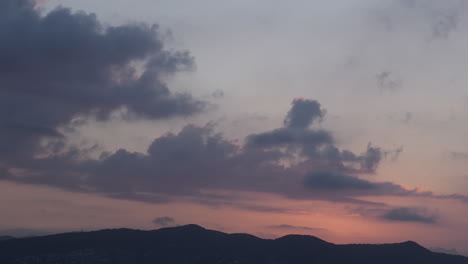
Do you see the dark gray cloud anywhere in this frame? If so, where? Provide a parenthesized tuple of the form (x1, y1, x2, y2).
(359, 144, 384, 172)
(1, 99, 387, 203)
(349, 205, 440, 225)
(153, 216, 176, 227)
(247, 99, 384, 174)
(1, 98, 467, 209)
(303, 171, 420, 199)
(381, 207, 437, 224)
(3, 124, 291, 199)
(2, 124, 463, 206)
(283, 98, 324, 129)
(0, 0, 204, 162)
(304, 171, 376, 191)
(304, 171, 468, 205)
(246, 128, 332, 150)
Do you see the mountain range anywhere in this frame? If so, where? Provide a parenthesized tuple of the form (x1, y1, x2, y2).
(0, 224, 467, 264)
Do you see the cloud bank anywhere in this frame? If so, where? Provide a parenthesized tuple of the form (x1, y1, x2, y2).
(2, 97, 467, 210)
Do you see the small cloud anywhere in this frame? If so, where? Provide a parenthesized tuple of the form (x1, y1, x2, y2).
(376, 71, 402, 91)
(450, 151, 468, 159)
(430, 247, 459, 255)
(403, 112, 413, 124)
(381, 207, 437, 224)
(385, 112, 413, 125)
(268, 224, 327, 233)
(385, 146, 404, 162)
(211, 89, 225, 99)
(153, 216, 176, 227)
(284, 98, 325, 129)
(372, 0, 465, 40)
(430, 10, 459, 39)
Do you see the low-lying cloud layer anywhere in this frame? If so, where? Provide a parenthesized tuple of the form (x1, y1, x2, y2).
(382, 207, 437, 224)
(2, 97, 467, 212)
(1, 99, 383, 202)
(350, 205, 439, 224)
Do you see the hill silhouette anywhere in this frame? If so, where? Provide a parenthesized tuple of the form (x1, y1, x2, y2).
(0, 224, 466, 264)
(0, 236, 14, 242)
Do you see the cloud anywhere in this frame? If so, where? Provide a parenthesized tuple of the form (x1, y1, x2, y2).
(303, 171, 425, 200)
(268, 224, 327, 233)
(374, 0, 468, 39)
(304, 171, 468, 204)
(1, 98, 467, 210)
(283, 98, 325, 129)
(246, 128, 331, 151)
(304, 171, 376, 191)
(450, 152, 468, 159)
(211, 89, 225, 99)
(350, 205, 440, 225)
(0, 0, 204, 162)
(381, 207, 437, 224)
(430, 247, 459, 255)
(1, 99, 386, 203)
(247, 99, 384, 174)
(153, 216, 176, 227)
(376, 71, 402, 91)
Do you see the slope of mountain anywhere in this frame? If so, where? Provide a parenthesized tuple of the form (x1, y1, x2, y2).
(0, 236, 14, 242)
(0, 224, 466, 264)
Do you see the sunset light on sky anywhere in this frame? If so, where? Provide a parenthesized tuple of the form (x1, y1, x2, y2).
(1, 0, 468, 257)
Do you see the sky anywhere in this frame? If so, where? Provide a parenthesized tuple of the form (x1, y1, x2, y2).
(1, 0, 468, 256)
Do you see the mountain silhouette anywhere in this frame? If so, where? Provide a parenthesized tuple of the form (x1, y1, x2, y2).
(0, 224, 466, 264)
(0, 236, 14, 242)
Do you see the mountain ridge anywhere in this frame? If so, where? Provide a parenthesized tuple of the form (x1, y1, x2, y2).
(0, 224, 466, 264)
(0, 236, 15, 242)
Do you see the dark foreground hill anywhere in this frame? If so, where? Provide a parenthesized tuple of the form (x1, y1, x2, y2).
(0, 224, 466, 264)
(0, 236, 14, 242)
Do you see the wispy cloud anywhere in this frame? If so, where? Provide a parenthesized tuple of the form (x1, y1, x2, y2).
(381, 207, 437, 224)
(268, 224, 328, 233)
(153, 217, 177, 228)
